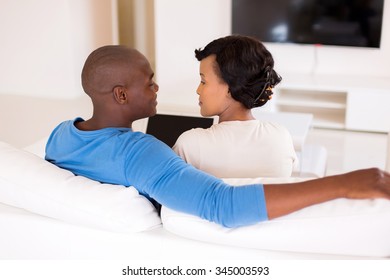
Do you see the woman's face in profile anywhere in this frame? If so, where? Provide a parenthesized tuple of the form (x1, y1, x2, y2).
(196, 55, 232, 117)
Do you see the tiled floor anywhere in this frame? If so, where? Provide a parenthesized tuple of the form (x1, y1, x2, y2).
(305, 128, 388, 176)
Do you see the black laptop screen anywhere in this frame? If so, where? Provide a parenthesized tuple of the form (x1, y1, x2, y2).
(146, 114, 214, 147)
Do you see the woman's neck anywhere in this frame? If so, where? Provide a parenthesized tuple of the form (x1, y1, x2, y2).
(218, 109, 255, 123)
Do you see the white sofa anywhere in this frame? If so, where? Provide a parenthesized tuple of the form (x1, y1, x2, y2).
(1, 94, 390, 260)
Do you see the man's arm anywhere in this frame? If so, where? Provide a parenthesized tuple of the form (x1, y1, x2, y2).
(263, 168, 390, 219)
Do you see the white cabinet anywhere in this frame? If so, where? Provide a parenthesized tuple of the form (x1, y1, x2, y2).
(272, 74, 390, 133)
(346, 88, 390, 132)
(274, 88, 347, 129)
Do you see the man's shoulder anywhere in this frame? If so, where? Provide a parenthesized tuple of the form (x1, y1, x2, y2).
(50, 118, 81, 133)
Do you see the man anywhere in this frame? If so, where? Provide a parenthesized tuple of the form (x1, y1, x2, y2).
(45, 45, 390, 228)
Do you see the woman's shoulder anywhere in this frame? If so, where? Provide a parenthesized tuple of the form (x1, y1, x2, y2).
(175, 127, 208, 145)
(253, 119, 291, 133)
(218, 119, 288, 132)
(178, 126, 215, 139)
(173, 126, 218, 153)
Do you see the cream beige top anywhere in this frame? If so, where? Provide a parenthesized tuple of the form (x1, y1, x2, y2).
(173, 120, 298, 178)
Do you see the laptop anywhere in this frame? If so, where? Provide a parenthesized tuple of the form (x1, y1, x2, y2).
(145, 113, 215, 147)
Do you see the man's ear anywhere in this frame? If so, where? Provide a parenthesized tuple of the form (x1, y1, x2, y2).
(113, 86, 128, 104)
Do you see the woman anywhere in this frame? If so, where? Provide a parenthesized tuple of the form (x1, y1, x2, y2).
(173, 35, 298, 178)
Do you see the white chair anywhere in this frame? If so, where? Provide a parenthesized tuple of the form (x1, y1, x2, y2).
(293, 144, 328, 178)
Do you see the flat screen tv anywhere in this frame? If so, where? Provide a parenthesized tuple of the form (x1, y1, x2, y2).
(232, 0, 385, 48)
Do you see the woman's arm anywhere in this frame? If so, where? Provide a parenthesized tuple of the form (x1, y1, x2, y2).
(263, 168, 390, 219)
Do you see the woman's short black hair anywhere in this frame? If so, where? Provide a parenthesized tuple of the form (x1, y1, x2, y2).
(195, 35, 281, 109)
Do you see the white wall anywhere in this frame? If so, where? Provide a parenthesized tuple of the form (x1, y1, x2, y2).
(1, 0, 388, 105)
(154, 0, 390, 109)
(154, 0, 232, 110)
(0, 0, 117, 99)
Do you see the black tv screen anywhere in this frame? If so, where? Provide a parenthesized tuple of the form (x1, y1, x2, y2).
(232, 0, 384, 48)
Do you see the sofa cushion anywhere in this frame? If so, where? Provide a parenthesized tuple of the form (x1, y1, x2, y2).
(161, 177, 390, 257)
(0, 141, 161, 232)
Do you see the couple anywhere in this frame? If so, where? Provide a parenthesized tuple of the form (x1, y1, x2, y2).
(45, 35, 390, 228)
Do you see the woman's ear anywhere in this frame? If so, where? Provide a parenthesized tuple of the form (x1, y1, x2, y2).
(227, 89, 233, 98)
(113, 86, 128, 104)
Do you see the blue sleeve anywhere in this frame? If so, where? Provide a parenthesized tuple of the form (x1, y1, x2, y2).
(124, 136, 268, 228)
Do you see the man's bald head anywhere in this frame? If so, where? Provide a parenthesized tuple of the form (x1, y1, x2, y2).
(81, 45, 145, 96)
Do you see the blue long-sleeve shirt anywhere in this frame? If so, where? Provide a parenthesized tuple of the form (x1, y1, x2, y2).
(45, 118, 268, 227)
